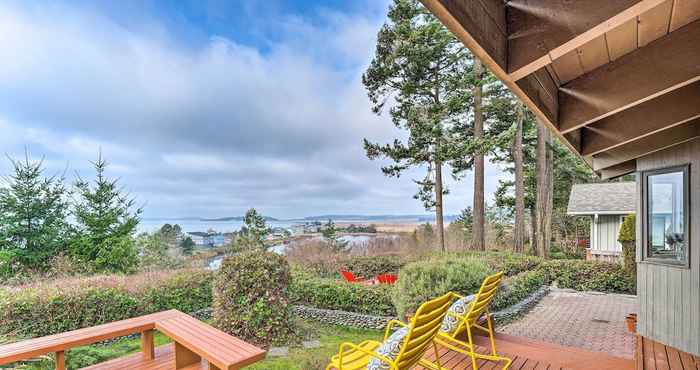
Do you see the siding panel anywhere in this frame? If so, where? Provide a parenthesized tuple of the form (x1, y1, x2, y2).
(636, 137, 700, 356)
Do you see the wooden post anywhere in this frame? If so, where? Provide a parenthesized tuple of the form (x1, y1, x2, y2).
(175, 342, 201, 369)
(55, 351, 65, 370)
(141, 329, 155, 360)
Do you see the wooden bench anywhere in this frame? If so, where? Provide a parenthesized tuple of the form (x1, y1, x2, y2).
(0, 310, 266, 370)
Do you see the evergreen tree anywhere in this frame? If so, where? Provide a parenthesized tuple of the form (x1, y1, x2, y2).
(234, 208, 268, 251)
(70, 154, 141, 273)
(0, 152, 70, 269)
(180, 236, 195, 256)
(455, 207, 474, 241)
(321, 219, 349, 251)
(363, 0, 472, 251)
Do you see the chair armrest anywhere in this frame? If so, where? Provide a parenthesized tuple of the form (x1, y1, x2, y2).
(338, 341, 395, 370)
(384, 320, 408, 340)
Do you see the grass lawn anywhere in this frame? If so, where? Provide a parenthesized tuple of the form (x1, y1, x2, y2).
(19, 320, 381, 370)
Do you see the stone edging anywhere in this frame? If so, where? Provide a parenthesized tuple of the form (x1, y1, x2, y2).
(292, 305, 397, 330)
(491, 286, 550, 323)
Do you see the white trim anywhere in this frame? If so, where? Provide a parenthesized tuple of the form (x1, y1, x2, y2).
(568, 210, 635, 215)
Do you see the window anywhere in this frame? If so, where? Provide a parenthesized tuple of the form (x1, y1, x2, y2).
(643, 165, 690, 266)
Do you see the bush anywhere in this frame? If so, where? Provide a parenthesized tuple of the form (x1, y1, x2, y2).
(392, 256, 491, 318)
(289, 273, 395, 316)
(538, 260, 635, 294)
(618, 214, 637, 276)
(213, 252, 294, 348)
(341, 255, 406, 278)
(0, 269, 213, 338)
(492, 269, 548, 311)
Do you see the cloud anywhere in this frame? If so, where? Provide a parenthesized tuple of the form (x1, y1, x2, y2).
(0, 0, 506, 219)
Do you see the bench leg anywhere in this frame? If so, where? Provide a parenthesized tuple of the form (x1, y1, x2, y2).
(141, 329, 155, 360)
(55, 351, 65, 370)
(175, 342, 201, 369)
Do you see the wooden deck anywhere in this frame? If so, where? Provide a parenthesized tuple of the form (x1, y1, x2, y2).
(417, 333, 634, 370)
(636, 335, 700, 370)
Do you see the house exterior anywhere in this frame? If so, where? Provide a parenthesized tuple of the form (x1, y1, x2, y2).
(185, 231, 226, 247)
(419, 0, 700, 360)
(567, 182, 636, 261)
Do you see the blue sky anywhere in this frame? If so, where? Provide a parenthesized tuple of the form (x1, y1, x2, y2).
(0, 0, 507, 219)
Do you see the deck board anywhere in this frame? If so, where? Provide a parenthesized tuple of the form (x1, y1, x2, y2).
(637, 336, 700, 370)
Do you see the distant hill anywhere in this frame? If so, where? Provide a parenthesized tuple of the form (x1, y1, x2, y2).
(199, 216, 280, 222)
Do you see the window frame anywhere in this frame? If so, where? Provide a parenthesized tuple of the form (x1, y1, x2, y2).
(641, 164, 691, 268)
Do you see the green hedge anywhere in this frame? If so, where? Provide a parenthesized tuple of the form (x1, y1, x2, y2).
(539, 260, 635, 294)
(492, 269, 548, 311)
(289, 272, 395, 316)
(0, 269, 213, 338)
(341, 256, 406, 278)
(392, 257, 492, 318)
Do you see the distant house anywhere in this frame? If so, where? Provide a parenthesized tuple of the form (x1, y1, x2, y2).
(185, 231, 226, 247)
(567, 182, 636, 262)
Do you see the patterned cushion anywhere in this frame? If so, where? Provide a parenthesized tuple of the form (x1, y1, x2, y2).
(440, 294, 476, 335)
(366, 327, 409, 370)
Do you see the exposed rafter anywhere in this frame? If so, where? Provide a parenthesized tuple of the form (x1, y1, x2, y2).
(580, 82, 700, 156)
(592, 118, 700, 171)
(600, 160, 637, 180)
(507, 0, 666, 81)
(558, 18, 700, 133)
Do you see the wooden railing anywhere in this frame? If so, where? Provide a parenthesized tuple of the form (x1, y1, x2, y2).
(0, 310, 266, 370)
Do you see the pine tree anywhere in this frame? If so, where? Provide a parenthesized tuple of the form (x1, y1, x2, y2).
(180, 236, 195, 256)
(363, 0, 472, 252)
(234, 208, 268, 251)
(70, 154, 141, 273)
(321, 219, 349, 251)
(0, 152, 70, 269)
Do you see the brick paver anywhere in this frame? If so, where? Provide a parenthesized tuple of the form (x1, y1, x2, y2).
(498, 288, 637, 359)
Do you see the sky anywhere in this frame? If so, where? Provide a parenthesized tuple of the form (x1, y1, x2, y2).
(0, 0, 508, 219)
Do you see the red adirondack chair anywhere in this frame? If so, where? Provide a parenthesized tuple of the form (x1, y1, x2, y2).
(340, 270, 366, 283)
(377, 274, 398, 285)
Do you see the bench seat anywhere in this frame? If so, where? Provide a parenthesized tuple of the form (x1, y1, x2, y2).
(81, 344, 208, 370)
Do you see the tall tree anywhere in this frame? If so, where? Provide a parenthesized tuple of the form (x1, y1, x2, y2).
(534, 120, 552, 258)
(234, 208, 268, 251)
(0, 152, 70, 269)
(70, 154, 141, 273)
(471, 59, 486, 251)
(512, 103, 526, 253)
(321, 219, 349, 252)
(363, 0, 471, 252)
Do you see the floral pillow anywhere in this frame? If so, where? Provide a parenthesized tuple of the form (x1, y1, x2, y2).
(367, 326, 409, 370)
(440, 294, 476, 335)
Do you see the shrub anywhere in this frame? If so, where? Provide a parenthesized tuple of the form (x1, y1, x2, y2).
(0, 269, 213, 338)
(492, 269, 548, 311)
(392, 257, 491, 318)
(618, 214, 637, 276)
(341, 255, 406, 278)
(538, 260, 635, 294)
(289, 274, 395, 316)
(213, 252, 294, 348)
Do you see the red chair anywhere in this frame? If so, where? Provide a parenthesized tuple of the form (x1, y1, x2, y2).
(340, 270, 366, 283)
(377, 274, 398, 285)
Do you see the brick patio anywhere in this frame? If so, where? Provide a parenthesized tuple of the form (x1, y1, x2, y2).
(498, 288, 638, 359)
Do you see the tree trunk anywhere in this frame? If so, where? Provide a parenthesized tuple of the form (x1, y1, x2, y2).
(529, 207, 537, 255)
(535, 119, 551, 258)
(435, 160, 446, 252)
(471, 58, 485, 251)
(513, 103, 526, 253)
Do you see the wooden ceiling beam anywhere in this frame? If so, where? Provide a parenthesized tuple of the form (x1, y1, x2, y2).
(580, 82, 700, 156)
(508, 0, 666, 81)
(599, 160, 637, 180)
(592, 118, 700, 171)
(558, 18, 700, 133)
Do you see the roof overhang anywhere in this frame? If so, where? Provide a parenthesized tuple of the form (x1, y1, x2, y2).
(420, 0, 700, 179)
(567, 211, 636, 216)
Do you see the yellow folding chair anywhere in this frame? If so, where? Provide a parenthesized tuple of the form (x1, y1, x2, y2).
(435, 272, 512, 370)
(326, 292, 454, 370)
